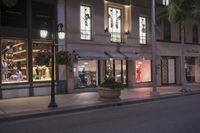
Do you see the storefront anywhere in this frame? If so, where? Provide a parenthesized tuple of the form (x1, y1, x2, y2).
(185, 57, 200, 83)
(161, 57, 176, 85)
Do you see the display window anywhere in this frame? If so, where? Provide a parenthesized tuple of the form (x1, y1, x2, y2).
(74, 60, 97, 88)
(1, 39, 28, 83)
(32, 41, 52, 81)
(105, 59, 127, 84)
(135, 59, 151, 83)
(185, 57, 200, 83)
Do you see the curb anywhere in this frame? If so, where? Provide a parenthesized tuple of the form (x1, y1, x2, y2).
(0, 90, 200, 123)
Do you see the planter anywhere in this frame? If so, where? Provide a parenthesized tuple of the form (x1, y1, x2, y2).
(98, 87, 121, 99)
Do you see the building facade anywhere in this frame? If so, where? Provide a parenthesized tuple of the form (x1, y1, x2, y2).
(0, 0, 200, 99)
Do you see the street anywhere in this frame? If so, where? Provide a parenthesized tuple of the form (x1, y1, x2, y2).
(0, 94, 200, 133)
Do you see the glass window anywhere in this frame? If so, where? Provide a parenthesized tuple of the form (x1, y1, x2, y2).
(122, 60, 126, 84)
(106, 58, 114, 78)
(108, 7, 122, 42)
(192, 25, 198, 44)
(80, 5, 92, 40)
(115, 60, 122, 83)
(32, 41, 52, 81)
(164, 20, 171, 41)
(139, 16, 147, 44)
(163, 0, 169, 6)
(74, 60, 97, 88)
(1, 39, 28, 83)
(136, 59, 151, 83)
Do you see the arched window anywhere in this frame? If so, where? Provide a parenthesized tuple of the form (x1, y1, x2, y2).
(192, 24, 198, 44)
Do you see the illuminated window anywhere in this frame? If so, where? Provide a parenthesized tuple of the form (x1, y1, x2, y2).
(108, 7, 122, 42)
(163, 0, 169, 6)
(32, 41, 52, 81)
(1, 39, 28, 83)
(80, 5, 92, 40)
(139, 16, 147, 44)
(136, 59, 151, 83)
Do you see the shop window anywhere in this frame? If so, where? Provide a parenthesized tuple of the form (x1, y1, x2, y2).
(192, 24, 198, 44)
(32, 41, 52, 81)
(135, 59, 151, 83)
(108, 7, 122, 43)
(105, 59, 127, 84)
(162, 0, 169, 6)
(1, 39, 28, 83)
(185, 57, 200, 83)
(80, 5, 92, 40)
(74, 60, 97, 88)
(139, 16, 147, 44)
(106, 58, 114, 78)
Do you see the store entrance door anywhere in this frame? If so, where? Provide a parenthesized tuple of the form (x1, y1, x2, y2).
(161, 57, 176, 85)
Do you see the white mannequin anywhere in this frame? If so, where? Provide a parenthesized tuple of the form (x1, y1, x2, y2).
(1, 59, 8, 81)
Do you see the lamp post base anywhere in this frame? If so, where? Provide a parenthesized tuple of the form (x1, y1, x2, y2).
(150, 91, 160, 97)
(48, 102, 58, 108)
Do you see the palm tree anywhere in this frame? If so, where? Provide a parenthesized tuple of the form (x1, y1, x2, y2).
(156, 0, 200, 92)
(0, 0, 17, 7)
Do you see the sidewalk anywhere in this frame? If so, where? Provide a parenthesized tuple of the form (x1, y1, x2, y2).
(0, 85, 200, 121)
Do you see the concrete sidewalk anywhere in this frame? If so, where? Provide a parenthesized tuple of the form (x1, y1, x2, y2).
(0, 85, 200, 121)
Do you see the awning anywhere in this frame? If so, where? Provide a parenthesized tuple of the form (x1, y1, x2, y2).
(105, 51, 125, 60)
(75, 51, 108, 60)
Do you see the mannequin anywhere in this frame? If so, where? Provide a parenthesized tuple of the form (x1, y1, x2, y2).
(1, 59, 8, 81)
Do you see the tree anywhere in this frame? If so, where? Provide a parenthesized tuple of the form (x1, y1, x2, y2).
(156, 0, 200, 91)
(0, 0, 18, 7)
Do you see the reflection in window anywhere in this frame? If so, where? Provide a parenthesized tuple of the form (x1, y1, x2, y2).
(139, 16, 147, 44)
(115, 60, 121, 83)
(74, 60, 97, 88)
(136, 59, 151, 83)
(106, 58, 114, 78)
(32, 41, 51, 81)
(1, 39, 28, 83)
(108, 7, 122, 42)
(80, 5, 92, 40)
(163, 0, 169, 6)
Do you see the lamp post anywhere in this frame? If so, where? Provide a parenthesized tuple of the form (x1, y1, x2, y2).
(151, 0, 160, 96)
(40, 23, 65, 108)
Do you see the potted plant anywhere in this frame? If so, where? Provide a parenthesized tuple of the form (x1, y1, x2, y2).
(56, 50, 73, 66)
(98, 77, 124, 99)
(35, 51, 50, 66)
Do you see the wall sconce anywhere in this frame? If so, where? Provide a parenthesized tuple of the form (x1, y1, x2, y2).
(104, 27, 108, 32)
(125, 31, 130, 35)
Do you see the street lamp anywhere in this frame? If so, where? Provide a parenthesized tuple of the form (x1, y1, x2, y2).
(40, 23, 65, 108)
(151, 0, 160, 96)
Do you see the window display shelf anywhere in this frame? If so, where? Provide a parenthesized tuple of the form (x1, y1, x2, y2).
(13, 50, 27, 55)
(12, 42, 25, 48)
(13, 58, 27, 62)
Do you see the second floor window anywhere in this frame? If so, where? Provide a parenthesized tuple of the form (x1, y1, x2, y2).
(192, 24, 198, 44)
(80, 5, 92, 40)
(139, 16, 147, 44)
(108, 7, 122, 43)
(164, 21, 171, 41)
(163, 0, 169, 6)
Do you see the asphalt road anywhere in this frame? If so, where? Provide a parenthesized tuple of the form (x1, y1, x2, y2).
(1, 94, 200, 133)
